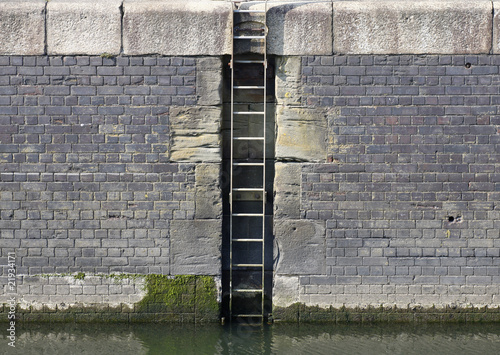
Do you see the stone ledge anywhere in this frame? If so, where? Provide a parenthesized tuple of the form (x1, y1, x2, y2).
(0, 0, 46, 55)
(123, 0, 232, 56)
(334, 0, 492, 54)
(47, 0, 122, 56)
(0, 1, 498, 55)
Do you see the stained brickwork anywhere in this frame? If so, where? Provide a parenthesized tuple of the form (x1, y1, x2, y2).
(274, 55, 500, 309)
(0, 56, 220, 281)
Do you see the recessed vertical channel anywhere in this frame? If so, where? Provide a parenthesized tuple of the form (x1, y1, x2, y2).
(222, 0, 274, 323)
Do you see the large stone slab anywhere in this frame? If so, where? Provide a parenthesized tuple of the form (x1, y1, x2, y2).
(274, 219, 325, 275)
(0, 0, 45, 55)
(169, 106, 221, 163)
(123, 0, 232, 56)
(242, 1, 332, 55)
(47, 0, 122, 55)
(334, 1, 492, 54)
(493, 2, 500, 53)
(195, 164, 222, 219)
(196, 57, 223, 106)
(275, 107, 327, 162)
(170, 220, 221, 275)
(275, 56, 302, 107)
(274, 162, 301, 219)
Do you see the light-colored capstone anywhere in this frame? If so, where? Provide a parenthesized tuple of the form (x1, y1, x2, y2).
(47, 0, 122, 56)
(170, 220, 221, 275)
(0, 0, 45, 55)
(334, 1, 492, 54)
(169, 106, 222, 163)
(123, 0, 232, 56)
(242, 1, 332, 55)
(275, 106, 327, 162)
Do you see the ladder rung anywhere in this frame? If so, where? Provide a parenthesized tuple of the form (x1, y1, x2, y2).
(234, 36, 266, 39)
(233, 289, 263, 293)
(234, 10, 266, 13)
(232, 238, 264, 242)
(233, 136, 264, 141)
(234, 86, 265, 89)
(232, 314, 264, 318)
(233, 263, 263, 267)
(232, 188, 264, 191)
(232, 213, 264, 217)
(233, 60, 266, 64)
(233, 111, 265, 115)
(233, 162, 264, 166)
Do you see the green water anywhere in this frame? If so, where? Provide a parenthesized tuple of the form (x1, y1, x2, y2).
(2, 322, 500, 355)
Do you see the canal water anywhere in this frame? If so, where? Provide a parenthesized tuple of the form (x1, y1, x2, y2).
(2, 322, 500, 354)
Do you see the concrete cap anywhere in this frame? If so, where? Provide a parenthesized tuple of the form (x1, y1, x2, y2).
(0, 0, 45, 55)
(123, 0, 232, 56)
(334, 0, 492, 54)
(265, 1, 333, 55)
(493, 1, 500, 53)
(47, 0, 122, 56)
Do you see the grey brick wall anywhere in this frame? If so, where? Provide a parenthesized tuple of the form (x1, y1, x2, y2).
(274, 55, 500, 309)
(0, 56, 221, 280)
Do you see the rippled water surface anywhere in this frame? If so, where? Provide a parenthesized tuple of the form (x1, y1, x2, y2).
(2, 322, 500, 354)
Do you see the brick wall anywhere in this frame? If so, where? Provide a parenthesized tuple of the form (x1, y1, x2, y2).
(273, 55, 500, 310)
(0, 55, 222, 282)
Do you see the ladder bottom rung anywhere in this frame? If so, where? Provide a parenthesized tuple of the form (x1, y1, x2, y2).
(233, 163, 264, 166)
(233, 314, 264, 318)
(233, 289, 263, 293)
(233, 137, 264, 140)
(234, 36, 266, 39)
(232, 239, 264, 242)
(232, 213, 264, 217)
(233, 60, 266, 64)
(233, 111, 265, 115)
(232, 264, 263, 267)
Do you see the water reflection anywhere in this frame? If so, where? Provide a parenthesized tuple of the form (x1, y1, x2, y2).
(2, 322, 500, 354)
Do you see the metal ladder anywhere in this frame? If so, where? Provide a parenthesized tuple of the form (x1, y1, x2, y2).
(229, 0, 268, 322)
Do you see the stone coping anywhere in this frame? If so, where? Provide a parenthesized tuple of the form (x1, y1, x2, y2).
(0, 0, 498, 55)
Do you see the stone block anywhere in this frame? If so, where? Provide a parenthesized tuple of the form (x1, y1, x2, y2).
(273, 275, 299, 307)
(123, 0, 232, 55)
(170, 220, 221, 275)
(275, 106, 327, 162)
(0, 0, 45, 55)
(274, 162, 301, 219)
(334, 1, 492, 54)
(170, 106, 221, 163)
(196, 57, 223, 106)
(493, 2, 500, 53)
(274, 219, 325, 275)
(195, 164, 222, 219)
(275, 56, 302, 106)
(242, 1, 332, 55)
(47, 0, 122, 55)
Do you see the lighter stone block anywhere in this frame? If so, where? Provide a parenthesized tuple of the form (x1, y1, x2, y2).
(275, 56, 302, 106)
(170, 106, 221, 163)
(273, 275, 299, 307)
(274, 219, 325, 275)
(334, 1, 492, 54)
(493, 2, 500, 53)
(170, 220, 221, 275)
(47, 0, 122, 55)
(0, 0, 45, 55)
(274, 162, 301, 219)
(196, 57, 223, 106)
(275, 106, 327, 162)
(123, 0, 232, 55)
(195, 164, 222, 219)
